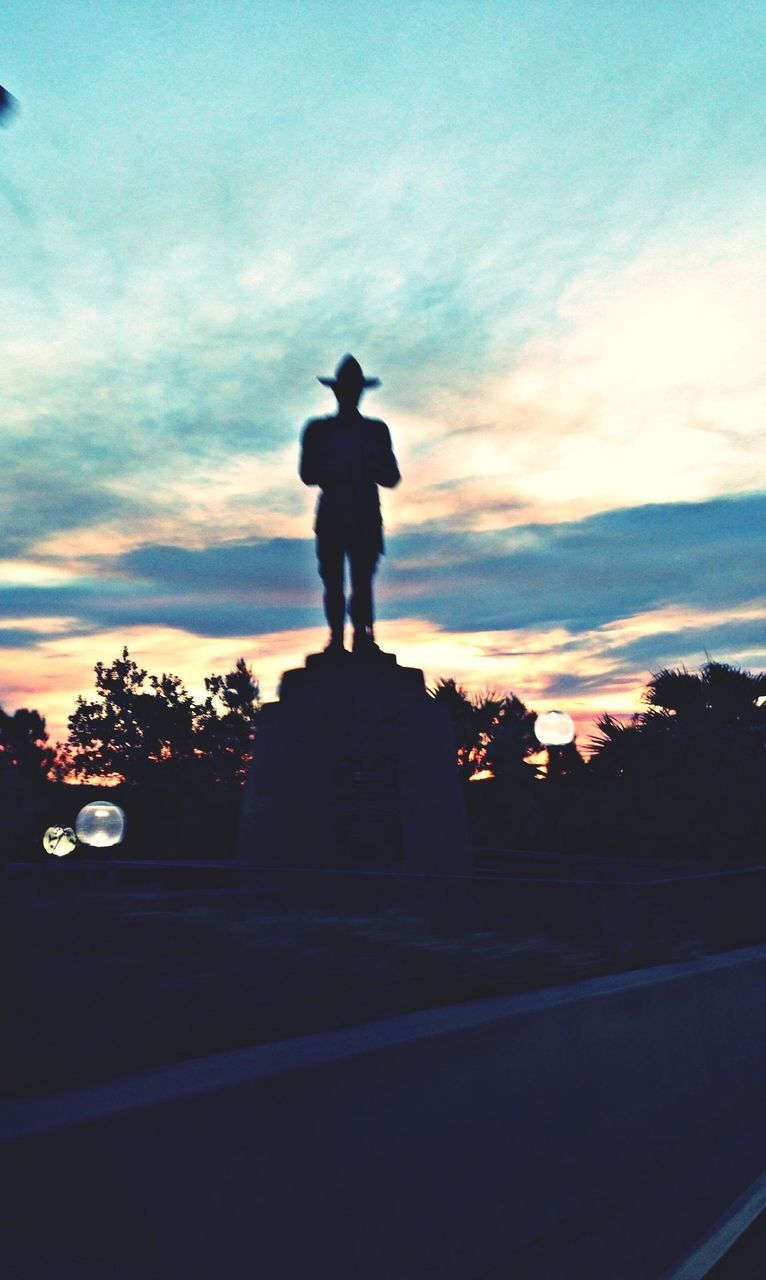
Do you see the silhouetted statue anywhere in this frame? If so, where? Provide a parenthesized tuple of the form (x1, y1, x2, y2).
(300, 355, 400, 657)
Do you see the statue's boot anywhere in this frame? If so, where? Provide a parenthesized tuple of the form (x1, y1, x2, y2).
(323, 627, 346, 659)
(352, 626, 382, 659)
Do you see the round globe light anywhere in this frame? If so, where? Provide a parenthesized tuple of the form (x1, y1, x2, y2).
(43, 826, 77, 857)
(534, 710, 575, 747)
(75, 801, 126, 848)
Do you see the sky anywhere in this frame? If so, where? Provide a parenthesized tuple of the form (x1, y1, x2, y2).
(1, 0, 765, 749)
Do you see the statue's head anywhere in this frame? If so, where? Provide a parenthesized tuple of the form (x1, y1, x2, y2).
(318, 354, 380, 411)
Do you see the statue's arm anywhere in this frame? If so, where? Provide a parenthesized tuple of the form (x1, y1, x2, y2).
(299, 421, 323, 486)
(367, 421, 401, 488)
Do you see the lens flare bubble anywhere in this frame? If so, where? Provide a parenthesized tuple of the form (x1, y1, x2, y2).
(43, 826, 77, 857)
(75, 801, 126, 848)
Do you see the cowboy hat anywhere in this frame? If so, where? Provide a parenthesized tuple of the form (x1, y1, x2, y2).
(318, 354, 380, 389)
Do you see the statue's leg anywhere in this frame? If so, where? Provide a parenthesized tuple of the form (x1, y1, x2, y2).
(349, 547, 379, 648)
(317, 534, 346, 648)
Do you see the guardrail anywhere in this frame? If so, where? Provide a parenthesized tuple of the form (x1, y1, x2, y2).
(7, 852, 766, 961)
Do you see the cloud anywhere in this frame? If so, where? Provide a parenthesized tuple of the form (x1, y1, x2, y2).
(504, 238, 766, 504)
(0, 539, 320, 639)
(599, 615, 766, 672)
(0, 441, 133, 558)
(1, 492, 763, 646)
(383, 491, 766, 632)
(3, 204, 764, 583)
(1, 596, 764, 750)
(0, 490, 763, 756)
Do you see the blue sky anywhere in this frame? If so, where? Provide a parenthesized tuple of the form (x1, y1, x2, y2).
(1, 1, 765, 743)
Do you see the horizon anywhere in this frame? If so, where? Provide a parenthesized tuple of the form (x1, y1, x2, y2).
(2, 1, 765, 750)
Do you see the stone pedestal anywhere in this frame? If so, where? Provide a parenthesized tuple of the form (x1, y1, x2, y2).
(237, 653, 470, 871)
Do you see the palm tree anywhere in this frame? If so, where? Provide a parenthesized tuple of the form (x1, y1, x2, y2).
(592, 662, 766, 759)
(484, 694, 541, 783)
(428, 680, 542, 780)
(589, 660, 766, 857)
(589, 713, 644, 775)
(428, 678, 483, 776)
(645, 661, 766, 733)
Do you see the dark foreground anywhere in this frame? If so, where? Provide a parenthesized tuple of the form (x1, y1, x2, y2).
(2, 882, 661, 1099)
(3, 945, 766, 1279)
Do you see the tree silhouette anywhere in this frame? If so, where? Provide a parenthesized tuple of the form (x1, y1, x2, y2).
(0, 707, 55, 785)
(591, 661, 766, 769)
(428, 678, 483, 775)
(198, 658, 261, 787)
(484, 694, 540, 783)
(66, 648, 260, 787)
(589, 660, 766, 857)
(429, 679, 544, 782)
(588, 712, 645, 779)
(68, 649, 188, 785)
(644, 661, 766, 733)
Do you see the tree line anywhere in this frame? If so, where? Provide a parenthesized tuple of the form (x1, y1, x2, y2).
(0, 648, 260, 793)
(61, 648, 260, 788)
(1, 651, 765, 859)
(433, 662, 766, 858)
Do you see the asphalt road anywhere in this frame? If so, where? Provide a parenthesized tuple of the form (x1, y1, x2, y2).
(482, 1093, 766, 1280)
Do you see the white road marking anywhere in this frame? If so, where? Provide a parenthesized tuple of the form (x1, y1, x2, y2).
(662, 1171, 766, 1279)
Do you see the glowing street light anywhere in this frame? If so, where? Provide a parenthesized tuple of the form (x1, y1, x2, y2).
(75, 801, 126, 848)
(534, 710, 575, 747)
(533, 709, 576, 851)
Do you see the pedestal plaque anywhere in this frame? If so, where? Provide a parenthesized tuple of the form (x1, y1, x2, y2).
(237, 653, 470, 871)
